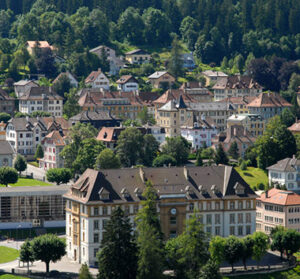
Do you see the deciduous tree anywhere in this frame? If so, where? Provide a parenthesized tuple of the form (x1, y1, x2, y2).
(94, 149, 121, 170)
(0, 167, 18, 187)
(13, 154, 27, 175)
(46, 168, 72, 185)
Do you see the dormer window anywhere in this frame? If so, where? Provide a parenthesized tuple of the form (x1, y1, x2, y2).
(185, 185, 193, 195)
(121, 187, 130, 198)
(134, 187, 142, 197)
(99, 187, 110, 200)
(234, 183, 245, 195)
(198, 185, 207, 195)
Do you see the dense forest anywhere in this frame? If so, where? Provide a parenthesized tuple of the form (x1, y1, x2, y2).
(0, 0, 300, 78)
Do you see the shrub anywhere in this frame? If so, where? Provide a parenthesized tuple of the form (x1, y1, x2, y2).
(240, 161, 247, 171)
(152, 154, 177, 167)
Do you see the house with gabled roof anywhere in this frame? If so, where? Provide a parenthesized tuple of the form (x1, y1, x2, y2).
(148, 71, 175, 89)
(14, 79, 39, 98)
(116, 75, 138, 92)
(26, 41, 55, 55)
(125, 49, 151, 64)
(53, 72, 78, 88)
(0, 89, 15, 115)
(85, 69, 110, 90)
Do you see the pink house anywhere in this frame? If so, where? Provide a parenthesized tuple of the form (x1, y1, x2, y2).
(256, 188, 300, 234)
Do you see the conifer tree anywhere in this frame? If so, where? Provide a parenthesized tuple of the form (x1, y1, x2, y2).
(214, 144, 229, 165)
(136, 181, 164, 279)
(98, 207, 137, 279)
(168, 34, 183, 78)
(228, 141, 239, 160)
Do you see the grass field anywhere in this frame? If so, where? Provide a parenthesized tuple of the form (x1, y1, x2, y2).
(235, 167, 268, 189)
(0, 275, 29, 279)
(223, 266, 300, 279)
(0, 246, 19, 264)
(0, 178, 52, 187)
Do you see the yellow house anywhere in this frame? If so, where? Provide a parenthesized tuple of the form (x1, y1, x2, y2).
(125, 49, 151, 64)
(148, 71, 175, 89)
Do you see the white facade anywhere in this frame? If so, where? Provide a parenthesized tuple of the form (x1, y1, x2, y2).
(181, 126, 218, 148)
(66, 199, 255, 266)
(39, 142, 64, 170)
(214, 88, 262, 101)
(117, 82, 138, 92)
(268, 170, 299, 191)
(19, 99, 63, 116)
(87, 73, 110, 90)
(6, 122, 47, 157)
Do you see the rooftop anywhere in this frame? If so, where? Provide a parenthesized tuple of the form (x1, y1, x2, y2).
(247, 92, 292, 108)
(257, 188, 300, 205)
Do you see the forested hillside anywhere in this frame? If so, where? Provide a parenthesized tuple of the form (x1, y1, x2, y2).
(0, 0, 300, 74)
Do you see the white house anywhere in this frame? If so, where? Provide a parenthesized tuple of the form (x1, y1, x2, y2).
(181, 114, 219, 149)
(85, 69, 110, 90)
(39, 130, 66, 170)
(116, 75, 139, 92)
(267, 156, 300, 191)
(19, 87, 63, 116)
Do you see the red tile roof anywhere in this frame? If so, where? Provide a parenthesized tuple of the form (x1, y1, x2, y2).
(247, 92, 292, 108)
(257, 188, 300, 205)
(42, 130, 66, 146)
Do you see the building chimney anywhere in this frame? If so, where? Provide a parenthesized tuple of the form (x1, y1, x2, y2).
(183, 166, 189, 180)
(265, 190, 268, 198)
(139, 167, 145, 183)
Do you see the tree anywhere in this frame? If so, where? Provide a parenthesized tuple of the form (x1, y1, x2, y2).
(143, 134, 159, 167)
(94, 149, 121, 170)
(98, 207, 137, 279)
(13, 154, 27, 175)
(20, 240, 34, 272)
(224, 236, 243, 272)
(31, 234, 66, 274)
(73, 139, 105, 174)
(63, 89, 81, 119)
(136, 181, 164, 279)
(241, 235, 254, 270)
(280, 108, 295, 127)
(270, 227, 286, 259)
(198, 259, 222, 279)
(0, 112, 11, 123)
(214, 144, 229, 165)
(116, 128, 144, 167)
(228, 141, 239, 160)
(281, 229, 300, 259)
(0, 167, 18, 187)
(46, 168, 72, 185)
(34, 144, 44, 161)
(255, 116, 296, 169)
(137, 107, 155, 125)
(209, 236, 226, 266)
(168, 34, 183, 78)
(195, 152, 203, 166)
(252, 232, 269, 268)
(162, 136, 190, 165)
(79, 263, 93, 279)
(52, 74, 71, 97)
(179, 16, 199, 50)
(176, 213, 210, 279)
(152, 154, 177, 167)
(33, 47, 57, 78)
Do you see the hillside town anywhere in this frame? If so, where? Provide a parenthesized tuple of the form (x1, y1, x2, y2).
(0, 1, 300, 279)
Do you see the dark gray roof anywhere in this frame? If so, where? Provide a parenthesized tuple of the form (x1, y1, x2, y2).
(267, 157, 299, 172)
(70, 110, 121, 121)
(190, 102, 235, 111)
(0, 140, 14, 155)
(20, 86, 63, 100)
(64, 166, 256, 204)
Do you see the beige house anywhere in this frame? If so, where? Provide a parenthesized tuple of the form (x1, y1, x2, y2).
(256, 188, 300, 234)
(202, 70, 228, 86)
(125, 49, 151, 64)
(148, 71, 175, 89)
(26, 41, 54, 55)
(85, 69, 110, 90)
(157, 96, 192, 137)
(64, 166, 257, 266)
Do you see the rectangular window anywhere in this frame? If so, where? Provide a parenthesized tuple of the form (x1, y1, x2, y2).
(246, 225, 251, 235)
(170, 216, 177, 225)
(238, 226, 243, 236)
(238, 213, 243, 224)
(103, 219, 108, 229)
(94, 233, 99, 243)
(215, 214, 220, 224)
(102, 207, 107, 215)
(246, 201, 251, 209)
(206, 214, 212, 224)
(215, 226, 221, 235)
(94, 248, 99, 258)
(246, 213, 251, 223)
(230, 213, 235, 224)
(207, 202, 211, 210)
(94, 220, 99, 230)
(230, 226, 235, 235)
(230, 201, 235, 210)
(238, 201, 243, 209)
(215, 202, 220, 210)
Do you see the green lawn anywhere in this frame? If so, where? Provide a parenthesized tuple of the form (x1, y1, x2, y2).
(235, 167, 268, 189)
(0, 246, 19, 264)
(0, 275, 29, 279)
(28, 161, 39, 167)
(223, 266, 300, 279)
(0, 178, 52, 187)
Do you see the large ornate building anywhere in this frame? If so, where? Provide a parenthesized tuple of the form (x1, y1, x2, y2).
(64, 166, 257, 266)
